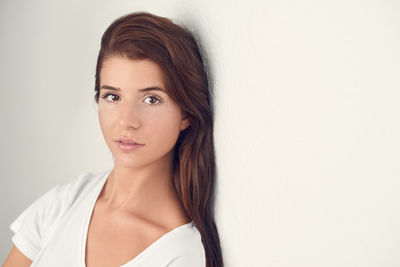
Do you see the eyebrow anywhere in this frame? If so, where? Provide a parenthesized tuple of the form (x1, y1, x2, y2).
(100, 85, 166, 93)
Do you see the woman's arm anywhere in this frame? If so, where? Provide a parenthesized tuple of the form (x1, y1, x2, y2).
(2, 245, 33, 267)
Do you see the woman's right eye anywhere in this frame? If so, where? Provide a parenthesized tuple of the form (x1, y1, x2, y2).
(101, 93, 120, 102)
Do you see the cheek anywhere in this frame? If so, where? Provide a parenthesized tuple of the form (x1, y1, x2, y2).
(147, 112, 182, 146)
(98, 107, 115, 136)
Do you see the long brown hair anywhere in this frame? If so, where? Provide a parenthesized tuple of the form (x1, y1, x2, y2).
(93, 12, 223, 267)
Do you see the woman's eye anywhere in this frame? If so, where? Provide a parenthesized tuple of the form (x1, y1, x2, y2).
(100, 93, 161, 105)
(101, 93, 119, 102)
(144, 96, 161, 105)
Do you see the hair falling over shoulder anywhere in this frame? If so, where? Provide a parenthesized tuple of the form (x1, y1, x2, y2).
(93, 11, 223, 267)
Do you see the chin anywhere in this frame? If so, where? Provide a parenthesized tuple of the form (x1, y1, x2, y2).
(111, 152, 137, 165)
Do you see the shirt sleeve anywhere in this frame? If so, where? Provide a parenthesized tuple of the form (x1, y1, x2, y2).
(9, 184, 60, 261)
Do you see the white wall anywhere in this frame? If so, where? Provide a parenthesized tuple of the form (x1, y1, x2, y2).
(1, 0, 399, 266)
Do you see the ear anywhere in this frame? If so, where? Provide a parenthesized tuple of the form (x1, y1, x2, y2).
(180, 115, 190, 131)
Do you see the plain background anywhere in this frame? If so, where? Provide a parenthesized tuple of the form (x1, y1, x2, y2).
(1, 0, 399, 266)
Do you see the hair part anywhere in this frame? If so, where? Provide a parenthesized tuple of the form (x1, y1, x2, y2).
(94, 11, 223, 267)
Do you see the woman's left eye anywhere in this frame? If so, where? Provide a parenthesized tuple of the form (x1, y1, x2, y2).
(144, 95, 161, 105)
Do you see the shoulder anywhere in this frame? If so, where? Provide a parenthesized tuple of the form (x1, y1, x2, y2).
(165, 222, 206, 266)
(35, 168, 110, 228)
(165, 222, 204, 254)
(31, 169, 107, 220)
(9, 168, 111, 261)
(138, 222, 206, 267)
(60, 168, 109, 204)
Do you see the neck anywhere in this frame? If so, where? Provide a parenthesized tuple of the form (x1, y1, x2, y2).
(100, 151, 178, 213)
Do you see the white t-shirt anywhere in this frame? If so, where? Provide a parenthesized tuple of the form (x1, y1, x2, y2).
(9, 168, 206, 267)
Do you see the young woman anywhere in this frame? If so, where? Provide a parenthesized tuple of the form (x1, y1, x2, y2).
(4, 12, 223, 267)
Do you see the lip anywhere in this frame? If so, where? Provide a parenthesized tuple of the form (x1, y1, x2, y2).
(115, 137, 144, 145)
(115, 140, 144, 152)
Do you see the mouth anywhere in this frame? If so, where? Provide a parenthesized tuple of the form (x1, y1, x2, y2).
(115, 138, 144, 145)
(114, 139, 145, 151)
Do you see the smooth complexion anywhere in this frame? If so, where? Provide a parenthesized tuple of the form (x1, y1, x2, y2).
(97, 55, 190, 212)
(85, 56, 191, 266)
(3, 55, 193, 267)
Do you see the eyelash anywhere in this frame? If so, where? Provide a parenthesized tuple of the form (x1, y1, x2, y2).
(100, 93, 162, 105)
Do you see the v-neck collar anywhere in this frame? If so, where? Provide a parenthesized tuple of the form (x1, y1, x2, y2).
(119, 221, 194, 266)
(81, 168, 111, 267)
(81, 168, 194, 267)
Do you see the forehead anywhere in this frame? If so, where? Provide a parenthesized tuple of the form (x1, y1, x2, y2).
(100, 56, 166, 90)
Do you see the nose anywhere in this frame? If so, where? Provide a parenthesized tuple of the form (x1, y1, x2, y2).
(118, 100, 141, 129)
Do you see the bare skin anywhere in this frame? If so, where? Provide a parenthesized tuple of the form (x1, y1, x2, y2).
(3, 174, 189, 267)
(87, 56, 192, 266)
(3, 57, 191, 266)
(85, 169, 190, 267)
(2, 245, 32, 267)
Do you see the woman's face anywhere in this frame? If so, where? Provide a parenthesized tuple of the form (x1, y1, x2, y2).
(98, 55, 189, 169)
